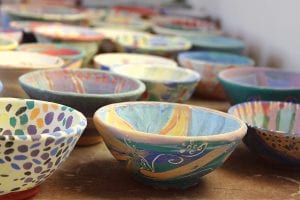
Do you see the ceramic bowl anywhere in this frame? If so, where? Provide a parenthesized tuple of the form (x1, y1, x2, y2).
(93, 53, 177, 71)
(33, 24, 104, 65)
(218, 67, 300, 105)
(0, 98, 87, 199)
(19, 68, 146, 146)
(113, 5, 158, 18)
(182, 35, 245, 54)
(93, 101, 247, 189)
(0, 36, 18, 51)
(0, 51, 64, 98)
(0, 28, 23, 43)
(178, 51, 255, 100)
(112, 64, 200, 102)
(19, 43, 85, 69)
(228, 101, 300, 169)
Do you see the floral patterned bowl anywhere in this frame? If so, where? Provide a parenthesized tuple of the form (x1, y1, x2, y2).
(93, 53, 177, 71)
(19, 43, 85, 69)
(218, 67, 300, 104)
(178, 51, 254, 100)
(0, 98, 87, 199)
(93, 101, 247, 189)
(19, 68, 145, 146)
(228, 101, 300, 169)
(112, 64, 200, 102)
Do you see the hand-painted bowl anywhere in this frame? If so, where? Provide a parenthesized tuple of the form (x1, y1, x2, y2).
(113, 5, 158, 18)
(93, 53, 177, 71)
(19, 43, 85, 69)
(112, 64, 200, 102)
(0, 98, 87, 199)
(218, 67, 300, 104)
(0, 51, 64, 98)
(19, 68, 146, 146)
(0, 36, 18, 51)
(33, 24, 104, 65)
(182, 35, 246, 54)
(228, 101, 300, 169)
(178, 51, 254, 100)
(0, 28, 23, 43)
(93, 101, 247, 189)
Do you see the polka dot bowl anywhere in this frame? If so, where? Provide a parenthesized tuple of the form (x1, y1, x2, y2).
(0, 98, 87, 199)
(228, 101, 300, 169)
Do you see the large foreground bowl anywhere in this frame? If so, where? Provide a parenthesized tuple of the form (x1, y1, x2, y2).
(94, 102, 247, 189)
(112, 64, 200, 102)
(228, 101, 300, 169)
(0, 98, 86, 199)
(178, 51, 254, 100)
(0, 51, 65, 98)
(19, 68, 145, 145)
(219, 67, 300, 104)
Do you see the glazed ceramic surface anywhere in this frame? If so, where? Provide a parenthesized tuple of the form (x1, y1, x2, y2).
(10, 21, 52, 33)
(94, 101, 247, 189)
(0, 98, 87, 196)
(0, 28, 23, 43)
(93, 53, 177, 70)
(219, 67, 300, 104)
(112, 64, 200, 102)
(113, 5, 158, 17)
(183, 36, 245, 54)
(178, 52, 254, 100)
(19, 43, 85, 69)
(0, 37, 18, 51)
(228, 101, 300, 169)
(0, 51, 64, 98)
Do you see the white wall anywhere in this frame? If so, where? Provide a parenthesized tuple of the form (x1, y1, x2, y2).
(189, 0, 300, 71)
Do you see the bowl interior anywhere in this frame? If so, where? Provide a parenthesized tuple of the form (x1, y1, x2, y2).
(220, 67, 300, 89)
(229, 101, 300, 135)
(98, 103, 242, 137)
(21, 69, 142, 95)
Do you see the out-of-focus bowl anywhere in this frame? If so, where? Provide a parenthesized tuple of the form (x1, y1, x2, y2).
(19, 68, 145, 146)
(19, 43, 85, 69)
(112, 64, 200, 102)
(0, 51, 64, 98)
(178, 51, 254, 100)
(93, 53, 177, 71)
(113, 5, 158, 18)
(0, 36, 18, 51)
(94, 101, 247, 189)
(0, 98, 86, 199)
(219, 67, 300, 104)
(0, 28, 23, 43)
(33, 24, 104, 65)
(228, 101, 300, 169)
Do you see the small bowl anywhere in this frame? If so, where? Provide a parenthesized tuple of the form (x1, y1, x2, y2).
(0, 98, 86, 199)
(178, 51, 254, 100)
(33, 24, 104, 65)
(0, 36, 18, 51)
(228, 101, 300, 169)
(113, 5, 158, 18)
(0, 28, 23, 43)
(93, 53, 177, 71)
(218, 67, 300, 104)
(112, 64, 200, 102)
(19, 68, 146, 146)
(94, 101, 247, 189)
(19, 43, 85, 69)
(0, 51, 65, 98)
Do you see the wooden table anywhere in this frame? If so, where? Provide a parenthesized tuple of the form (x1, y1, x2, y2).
(33, 98, 300, 200)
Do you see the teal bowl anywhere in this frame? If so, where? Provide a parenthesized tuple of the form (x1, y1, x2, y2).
(218, 67, 300, 104)
(94, 101, 247, 189)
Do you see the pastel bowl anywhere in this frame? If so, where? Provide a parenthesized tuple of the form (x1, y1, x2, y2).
(228, 101, 300, 169)
(0, 36, 18, 51)
(0, 98, 87, 199)
(93, 53, 177, 71)
(0, 28, 23, 43)
(112, 64, 200, 102)
(178, 51, 254, 100)
(0, 51, 65, 98)
(93, 101, 247, 189)
(19, 68, 146, 145)
(19, 43, 85, 69)
(218, 67, 300, 105)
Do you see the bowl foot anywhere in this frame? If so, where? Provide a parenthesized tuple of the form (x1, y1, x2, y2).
(0, 186, 39, 200)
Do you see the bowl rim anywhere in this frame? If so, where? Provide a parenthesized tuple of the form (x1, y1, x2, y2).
(228, 100, 300, 137)
(178, 51, 255, 67)
(218, 66, 300, 91)
(111, 64, 201, 84)
(19, 68, 146, 99)
(0, 97, 87, 141)
(94, 101, 247, 143)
